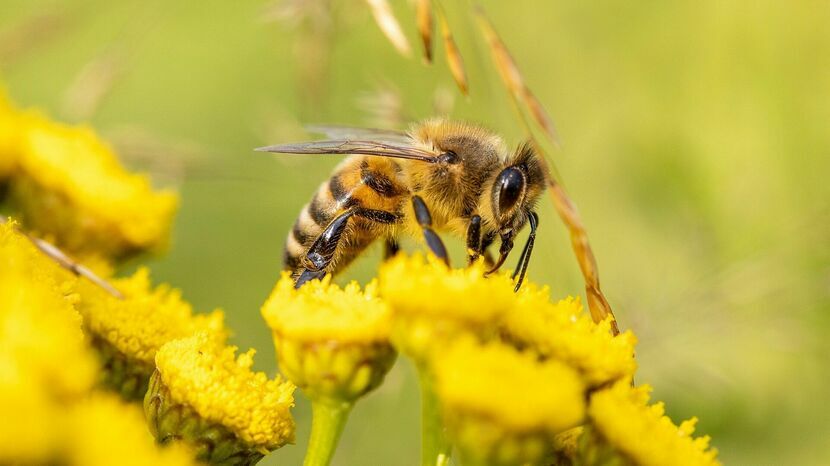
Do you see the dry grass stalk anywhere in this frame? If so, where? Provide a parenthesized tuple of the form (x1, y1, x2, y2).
(548, 181, 619, 335)
(61, 50, 125, 122)
(416, 0, 433, 63)
(0, 11, 68, 67)
(437, 5, 468, 95)
(474, 7, 560, 149)
(475, 7, 618, 334)
(365, 0, 412, 57)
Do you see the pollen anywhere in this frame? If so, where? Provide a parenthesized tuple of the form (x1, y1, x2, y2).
(588, 380, 721, 466)
(154, 332, 296, 449)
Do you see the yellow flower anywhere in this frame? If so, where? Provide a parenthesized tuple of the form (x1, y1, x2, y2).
(378, 253, 515, 361)
(501, 284, 637, 386)
(149, 332, 295, 461)
(8, 109, 177, 258)
(262, 273, 396, 403)
(67, 393, 197, 466)
(76, 267, 226, 400)
(433, 338, 586, 466)
(586, 380, 721, 466)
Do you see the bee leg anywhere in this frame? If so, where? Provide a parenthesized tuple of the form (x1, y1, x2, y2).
(511, 212, 539, 292)
(295, 269, 327, 288)
(412, 195, 450, 265)
(295, 210, 356, 288)
(383, 237, 400, 260)
(466, 215, 482, 265)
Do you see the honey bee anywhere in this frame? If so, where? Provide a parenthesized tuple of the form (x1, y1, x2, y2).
(257, 119, 547, 290)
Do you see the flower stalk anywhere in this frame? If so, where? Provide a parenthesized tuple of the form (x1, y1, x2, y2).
(418, 369, 451, 466)
(303, 399, 353, 466)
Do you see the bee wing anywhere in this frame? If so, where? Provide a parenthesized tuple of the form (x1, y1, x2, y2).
(304, 124, 412, 144)
(256, 139, 438, 163)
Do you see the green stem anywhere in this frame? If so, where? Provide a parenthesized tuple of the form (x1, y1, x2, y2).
(303, 399, 353, 466)
(418, 369, 452, 466)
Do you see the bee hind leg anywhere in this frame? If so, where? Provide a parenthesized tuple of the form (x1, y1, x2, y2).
(412, 195, 450, 265)
(294, 210, 356, 289)
(295, 208, 401, 289)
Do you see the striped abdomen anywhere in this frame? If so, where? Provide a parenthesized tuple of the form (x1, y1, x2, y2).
(283, 156, 408, 277)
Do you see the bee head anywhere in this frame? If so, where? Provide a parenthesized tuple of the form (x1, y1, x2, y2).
(483, 142, 546, 275)
(490, 142, 546, 239)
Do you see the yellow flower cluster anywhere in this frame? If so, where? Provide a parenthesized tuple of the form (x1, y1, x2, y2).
(0, 221, 196, 466)
(502, 285, 638, 386)
(154, 332, 296, 448)
(588, 380, 721, 466)
(262, 273, 396, 403)
(0, 90, 177, 258)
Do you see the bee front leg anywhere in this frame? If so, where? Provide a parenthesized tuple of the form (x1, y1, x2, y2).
(466, 215, 482, 265)
(511, 211, 539, 292)
(412, 195, 450, 265)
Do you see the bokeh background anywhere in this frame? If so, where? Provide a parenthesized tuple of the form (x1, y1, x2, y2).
(2, 1, 828, 464)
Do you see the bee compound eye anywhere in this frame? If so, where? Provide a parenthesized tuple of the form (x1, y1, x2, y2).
(496, 167, 525, 214)
(438, 150, 459, 164)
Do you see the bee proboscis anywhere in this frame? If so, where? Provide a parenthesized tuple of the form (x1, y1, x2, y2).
(257, 118, 547, 290)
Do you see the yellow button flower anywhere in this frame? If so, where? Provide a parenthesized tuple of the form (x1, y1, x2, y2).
(76, 267, 226, 400)
(148, 332, 296, 464)
(7, 108, 177, 258)
(262, 273, 396, 466)
(433, 338, 586, 466)
(262, 273, 396, 402)
(585, 380, 721, 466)
(501, 284, 637, 386)
(378, 253, 515, 362)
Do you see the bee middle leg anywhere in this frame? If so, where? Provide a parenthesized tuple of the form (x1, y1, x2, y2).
(412, 195, 449, 265)
(383, 237, 400, 260)
(465, 215, 483, 264)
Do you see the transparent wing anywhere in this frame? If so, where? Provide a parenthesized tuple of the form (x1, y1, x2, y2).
(304, 124, 412, 144)
(256, 139, 438, 163)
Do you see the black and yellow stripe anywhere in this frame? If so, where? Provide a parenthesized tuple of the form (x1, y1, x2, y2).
(283, 155, 408, 276)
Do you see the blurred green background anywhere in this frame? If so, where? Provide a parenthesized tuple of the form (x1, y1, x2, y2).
(2, 1, 828, 464)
